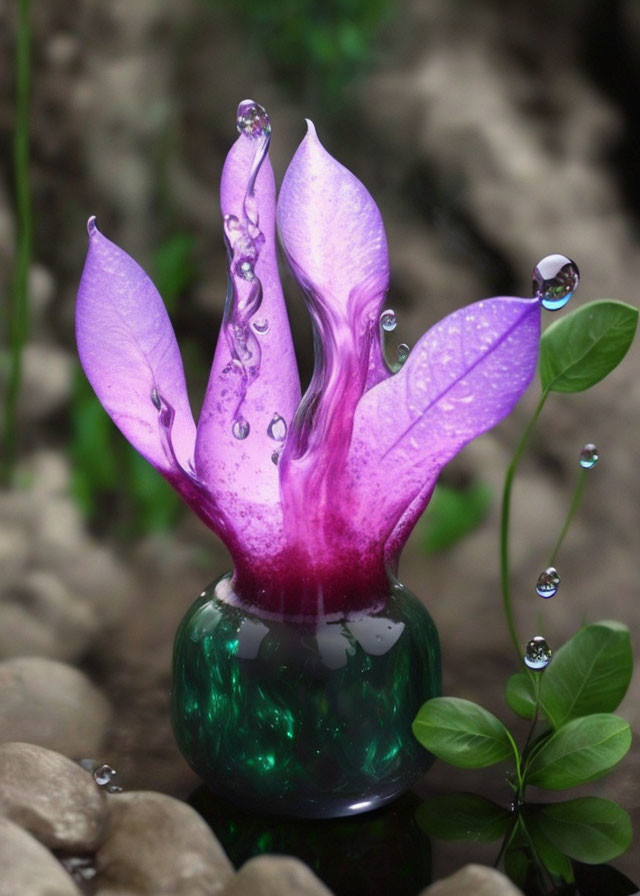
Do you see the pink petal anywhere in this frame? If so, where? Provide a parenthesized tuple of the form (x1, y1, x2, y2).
(347, 297, 541, 557)
(76, 220, 196, 477)
(194, 125, 300, 552)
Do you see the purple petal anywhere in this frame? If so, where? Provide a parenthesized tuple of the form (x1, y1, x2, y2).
(76, 221, 197, 478)
(276, 123, 390, 541)
(194, 124, 300, 548)
(277, 121, 389, 315)
(347, 297, 541, 557)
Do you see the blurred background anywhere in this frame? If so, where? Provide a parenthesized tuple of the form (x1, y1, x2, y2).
(1, 0, 639, 876)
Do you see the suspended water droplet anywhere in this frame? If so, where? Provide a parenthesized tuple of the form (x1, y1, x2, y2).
(232, 417, 250, 440)
(151, 388, 162, 411)
(87, 215, 97, 237)
(536, 566, 560, 599)
(252, 318, 269, 334)
(271, 450, 281, 466)
(267, 413, 287, 442)
(106, 784, 124, 794)
(236, 100, 271, 139)
(396, 344, 410, 364)
(61, 856, 97, 883)
(380, 309, 397, 332)
(579, 443, 599, 469)
(93, 764, 117, 787)
(524, 636, 552, 670)
(532, 254, 580, 311)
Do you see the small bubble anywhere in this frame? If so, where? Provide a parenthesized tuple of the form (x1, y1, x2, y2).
(252, 318, 269, 334)
(380, 309, 397, 332)
(93, 764, 116, 787)
(232, 417, 250, 440)
(87, 216, 97, 237)
(579, 443, 599, 469)
(267, 413, 287, 442)
(524, 636, 552, 670)
(396, 344, 410, 364)
(532, 254, 580, 311)
(536, 566, 560, 599)
(236, 100, 271, 139)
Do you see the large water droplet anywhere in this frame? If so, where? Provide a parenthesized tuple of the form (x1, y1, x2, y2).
(380, 309, 397, 332)
(396, 344, 410, 364)
(524, 636, 552, 670)
(252, 318, 269, 334)
(93, 764, 116, 787)
(232, 418, 250, 440)
(267, 413, 287, 442)
(536, 566, 560, 599)
(236, 100, 271, 139)
(579, 443, 599, 469)
(532, 254, 580, 311)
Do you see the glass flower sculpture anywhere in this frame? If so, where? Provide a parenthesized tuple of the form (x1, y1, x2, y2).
(77, 101, 541, 817)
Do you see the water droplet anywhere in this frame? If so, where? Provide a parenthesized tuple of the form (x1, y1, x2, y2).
(271, 450, 281, 466)
(532, 254, 580, 310)
(236, 100, 271, 139)
(396, 344, 410, 364)
(151, 388, 161, 411)
(267, 413, 287, 442)
(236, 259, 255, 281)
(536, 566, 560, 599)
(252, 318, 269, 334)
(579, 443, 599, 469)
(232, 417, 250, 440)
(106, 784, 123, 794)
(524, 636, 552, 670)
(87, 215, 97, 237)
(380, 309, 397, 332)
(93, 764, 116, 787)
(61, 856, 97, 882)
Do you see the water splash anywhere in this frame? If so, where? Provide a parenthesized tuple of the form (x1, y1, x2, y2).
(524, 636, 552, 670)
(380, 309, 397, 332)
(579, 443, 599, 469)
(223, 100, 272, 440)
(267, 413, 287, 442)
(532, 254, 579, 311)
(536, 566, 560, 599)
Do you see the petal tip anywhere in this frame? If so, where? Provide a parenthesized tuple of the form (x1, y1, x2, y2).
(304, 118, 318, 139)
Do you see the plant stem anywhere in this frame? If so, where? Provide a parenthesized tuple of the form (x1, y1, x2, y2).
(500, 389, 549, 659)
(2, 0, 32, 485)
(549, 468, 587, 566)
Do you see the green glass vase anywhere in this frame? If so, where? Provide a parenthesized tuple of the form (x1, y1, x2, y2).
(172, 573, 441, 818)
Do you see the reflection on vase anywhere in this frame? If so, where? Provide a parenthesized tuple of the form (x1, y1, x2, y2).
(189, 787, 432, 896)
(172, 573, 441, 818)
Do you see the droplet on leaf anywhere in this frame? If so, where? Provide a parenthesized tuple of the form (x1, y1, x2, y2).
(579, 443, 599, 469)
(536, 566, 560, 599)
(267, 413, 287, 442)
(380, 309, 397, 332)
(524, 636, 552, 670)
(232, 417, 250, 440)
(532, 254, 579, 311)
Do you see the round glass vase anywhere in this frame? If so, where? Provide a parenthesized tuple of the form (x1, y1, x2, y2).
(172, 573, 441, 819)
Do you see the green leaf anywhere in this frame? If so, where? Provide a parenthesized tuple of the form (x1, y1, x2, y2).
(525, 714, 631, 789)
(412, 697, 515, 769)
(540, 300, 638, 393)
(538, 621, 633, 730)
(416, 793, 511, 842)
(420, 482, 492, 553)
(526, 798, 632, 864)
(506, 671, 537, 719)
(524, 816, 574, 881)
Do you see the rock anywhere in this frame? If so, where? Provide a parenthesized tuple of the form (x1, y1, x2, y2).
(0, 657, 111, 756)
(220, 856, 334, 896)
(419, 863, 524, 896)
(0, 816, 83, 896)
(93, 791, 233, 895)
(0, 742, 107, 851)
